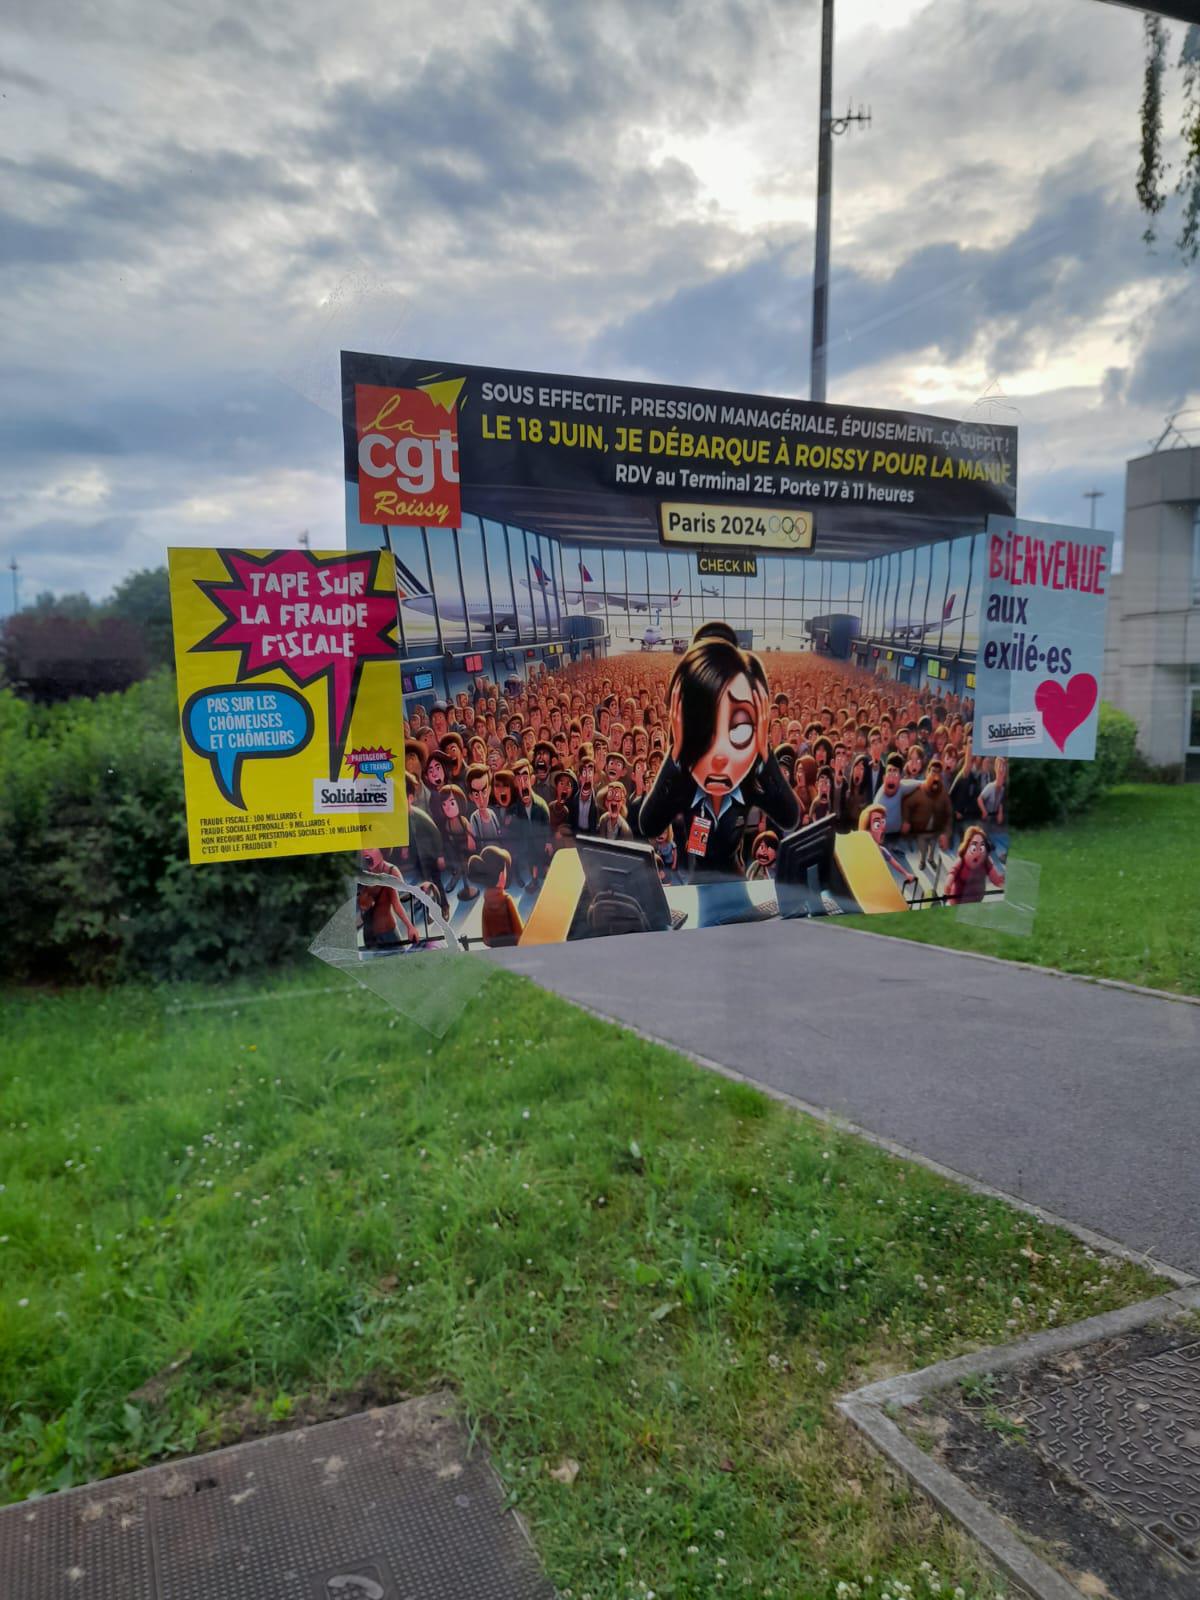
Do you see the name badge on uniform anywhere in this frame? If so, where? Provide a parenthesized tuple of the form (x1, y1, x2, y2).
(686, 814, 712, 857)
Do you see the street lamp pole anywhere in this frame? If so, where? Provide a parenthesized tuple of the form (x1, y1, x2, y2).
(810, 0, 835, 405)
(809, 0, 870, 406)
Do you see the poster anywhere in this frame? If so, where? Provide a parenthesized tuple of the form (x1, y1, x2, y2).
(169, 547, 408, 864)
(343, 355, 1017, 536)
(340, 355, 1020, 953)
(976, 515, 1113, 761)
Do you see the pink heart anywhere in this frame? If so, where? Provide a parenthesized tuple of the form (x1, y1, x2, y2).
(1034, 673, 1098, 753)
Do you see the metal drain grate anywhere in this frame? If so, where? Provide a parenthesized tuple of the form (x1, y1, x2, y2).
(1011, 1340, 1200, 1567)
(0, 1393, 556, 1600)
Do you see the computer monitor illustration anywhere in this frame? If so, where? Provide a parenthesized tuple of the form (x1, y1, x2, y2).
(574, 835, 684, 936)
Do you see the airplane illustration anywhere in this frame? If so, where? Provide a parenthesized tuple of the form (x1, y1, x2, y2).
(628, 605, 675, 651)
(522, 556, 684, 614)
(782, 591, 972, 642)
(392, 556, 555, 632)
(878, 590, 973, 641)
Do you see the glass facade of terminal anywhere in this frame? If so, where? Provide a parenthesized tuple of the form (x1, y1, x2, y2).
(385, 516, 987, 702)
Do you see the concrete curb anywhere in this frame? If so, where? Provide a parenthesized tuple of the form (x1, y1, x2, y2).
(836, 1285, 1200, 1600)
(823, 920, 1200, 1007)
(543, 994, 1199, 1290)
(837, 1395, 1083, 1600)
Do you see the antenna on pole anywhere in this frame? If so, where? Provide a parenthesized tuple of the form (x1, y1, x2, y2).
(1082, 489, 1105, 529)
(7, 557, 17, 617)
(809, 0, 871, 406)
(299, 528, 311, 550)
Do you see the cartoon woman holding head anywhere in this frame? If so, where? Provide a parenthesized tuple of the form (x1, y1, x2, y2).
(636, 622, 799, 879)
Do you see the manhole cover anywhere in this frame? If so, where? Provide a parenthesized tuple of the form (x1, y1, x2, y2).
(0, 1393, 555, 1600)
(1007, 1340, 1200, 1568)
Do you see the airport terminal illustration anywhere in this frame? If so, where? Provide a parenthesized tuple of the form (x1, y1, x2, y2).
(342, 355, 1014, 949)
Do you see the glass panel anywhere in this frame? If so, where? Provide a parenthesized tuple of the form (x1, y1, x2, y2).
(944, 535, 972, 656)
(458, 516, 486, 645)
(483, 519, 518, 638)
(389, 524, 437, 657)
(910, 544, 931, 645)
(928, 539, 952, 652)
(424, 526, 464, 645)
(897, 548, 915, 638)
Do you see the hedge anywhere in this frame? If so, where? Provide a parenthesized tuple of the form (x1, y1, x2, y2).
(0, 677, 1141, 983)
(0, 673, 350, 984)
(1007, 701, 1138, 827)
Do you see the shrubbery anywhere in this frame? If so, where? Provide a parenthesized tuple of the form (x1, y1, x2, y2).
(0, 673, 350, 984)
(0, 676, 1144, 983)
(1008, 701, 1138, 827)
(1127, 749, 1186, 785)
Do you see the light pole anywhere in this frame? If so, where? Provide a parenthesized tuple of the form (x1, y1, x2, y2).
(809, 0, 870, 406)
(1083, 489, 1105, 529)
(810, 0, 835, 406)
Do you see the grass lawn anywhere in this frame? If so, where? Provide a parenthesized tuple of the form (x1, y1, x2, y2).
(837, 783, 1200, 998)
(0, 970, 1163, 1599)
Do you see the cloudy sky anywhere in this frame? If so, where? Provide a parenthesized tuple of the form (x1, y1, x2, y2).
(2, 0, 1198, 611)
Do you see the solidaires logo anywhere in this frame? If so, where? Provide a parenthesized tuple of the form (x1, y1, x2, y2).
(313, 778, 394, 813)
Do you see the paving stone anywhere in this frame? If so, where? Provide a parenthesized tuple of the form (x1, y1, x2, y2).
(1006, 1339, 1200, 1570)
(0, 1393, 555, 1600)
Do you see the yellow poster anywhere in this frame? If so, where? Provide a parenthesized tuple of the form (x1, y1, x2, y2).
(168, 547, 408, 864)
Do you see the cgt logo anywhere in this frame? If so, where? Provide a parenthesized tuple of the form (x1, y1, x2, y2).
(355, 380, 464, 528)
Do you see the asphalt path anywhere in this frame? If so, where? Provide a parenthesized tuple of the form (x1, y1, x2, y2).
(489, 923, 1200, 1277)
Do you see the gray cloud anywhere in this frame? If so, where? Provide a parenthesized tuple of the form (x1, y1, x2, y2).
(0, 0, 1195, 611)
(1122, 281, 1200, 409)
(0, 64, 51, 95)
(594, 146, 1185, 400)
(7, 514, 144, 598)
(0, 371, 337, 473)
(0, 146, 314, 270)
(591, 234, 810, 392)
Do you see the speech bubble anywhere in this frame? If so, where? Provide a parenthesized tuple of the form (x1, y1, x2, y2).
(191, 550, 398, 780)
(346, 744, 395, 779)
(182, 683, 314, 809)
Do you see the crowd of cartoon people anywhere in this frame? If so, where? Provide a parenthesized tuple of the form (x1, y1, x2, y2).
(359, 623, 1007, 950)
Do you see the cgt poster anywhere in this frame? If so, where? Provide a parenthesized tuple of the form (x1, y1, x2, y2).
(976, 515, 1113, 761)
(340, 355, 1020, 954)
(169, 547, 408, 864)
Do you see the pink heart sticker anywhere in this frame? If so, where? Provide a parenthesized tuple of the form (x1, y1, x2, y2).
(1034, 673, 1098, 752)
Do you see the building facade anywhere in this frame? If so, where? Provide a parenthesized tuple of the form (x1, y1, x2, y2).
(1103, 444, 1200, 779)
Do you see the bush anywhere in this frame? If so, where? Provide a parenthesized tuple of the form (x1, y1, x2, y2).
(1127, 749, 1186, 785)
(1008, 701, 1138, 827)
(0, 673, 351, 984)
(2, 609, 148, 702)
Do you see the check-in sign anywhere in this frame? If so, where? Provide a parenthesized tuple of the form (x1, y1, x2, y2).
(697, 553, 758, 578)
